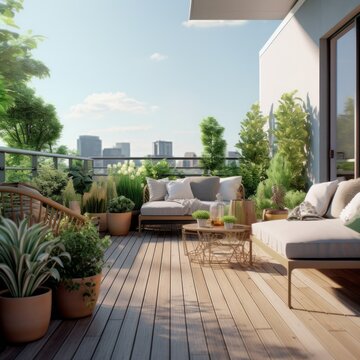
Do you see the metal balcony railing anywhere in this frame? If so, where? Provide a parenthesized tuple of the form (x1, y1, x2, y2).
(0, 146, 240, 181)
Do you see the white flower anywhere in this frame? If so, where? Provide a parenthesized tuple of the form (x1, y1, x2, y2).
(130, 174, 135, 180)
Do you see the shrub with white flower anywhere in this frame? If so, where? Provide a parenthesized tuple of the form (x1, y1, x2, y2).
(108, 161, 145, 210)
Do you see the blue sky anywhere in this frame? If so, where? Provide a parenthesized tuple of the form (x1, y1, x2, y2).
(16, 1, 280, 156)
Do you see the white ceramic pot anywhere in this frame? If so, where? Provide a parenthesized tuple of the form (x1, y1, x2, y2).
(224, 222, 234, 230)
(197, 219, 208, 228)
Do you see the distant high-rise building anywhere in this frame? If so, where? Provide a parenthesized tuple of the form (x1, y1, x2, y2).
(115, 142, 131, 157)
(152, 140, 173, 158)
(77, 135, 102, 157)
(77, 135, 102, 173)
(183, 152, 198, 168)
(103, 147, 123, 169)
(227, 151, 240, 165)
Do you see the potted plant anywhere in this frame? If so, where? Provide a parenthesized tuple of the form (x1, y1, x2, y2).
(0, 218, 69, 343)
(192, 210, 210, 227)
(263, 185, 289, 221)
(107, 195, 135, 236)
(222, 215, 237, 229)
(62, 178, 82, 214)
(83, 182, 108, 232)
(56, 219, 110, 319)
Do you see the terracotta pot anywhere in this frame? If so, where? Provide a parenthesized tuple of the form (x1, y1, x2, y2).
(262, 209, 289, 221)
(107, 212, 132, 236)
(56, 273, 101, 319)
(89, 213, 107, 232)
(0, 287, 52, 343)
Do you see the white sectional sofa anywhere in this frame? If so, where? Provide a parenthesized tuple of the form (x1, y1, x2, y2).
(138, 176, 242, 232)
(251, 178, 360, 308)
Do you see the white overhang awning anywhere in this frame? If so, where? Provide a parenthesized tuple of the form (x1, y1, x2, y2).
(189, 0, 298, 20)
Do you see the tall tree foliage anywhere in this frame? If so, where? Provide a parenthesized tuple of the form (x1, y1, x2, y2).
(236, 103, 269, 197)
(0, 84, 62, 151)
(273, 91, 310, 190)
(200, 117, 227, 174)
(0, 0, 49, 87)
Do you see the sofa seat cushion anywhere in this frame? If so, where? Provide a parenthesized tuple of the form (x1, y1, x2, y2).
(252, 219, 360, 259)
(140, 201, 194, 216)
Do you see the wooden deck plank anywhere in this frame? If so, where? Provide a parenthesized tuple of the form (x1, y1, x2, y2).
(178, 237, 209, 360)
(111, 235, 158, 360)
(131, 234, 164, 360)
(90, 233, 152, 360)
(234, 266, 309, 358)
(203, 266, 253, 360)
(212, 267, 270, 359)
(187, 242, 230, 360)
(151, 234, 171, 360)
(169, 234, 189, 360)
(1, 231, 360, 360)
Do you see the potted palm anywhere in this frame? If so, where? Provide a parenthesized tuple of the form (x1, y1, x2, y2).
(107, 195, 135, 236)
(192, 210, 210, 227)
(56, 219, 110, 319)
(222, 215, 237, 230)
(0, 218, 69, 343)
(262, 185, 289, 221)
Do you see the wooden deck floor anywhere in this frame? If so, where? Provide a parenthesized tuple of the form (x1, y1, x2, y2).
(2, 231, 360, 360)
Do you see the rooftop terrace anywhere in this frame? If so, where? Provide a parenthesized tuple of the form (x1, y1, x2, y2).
(2, 231, 360, 359)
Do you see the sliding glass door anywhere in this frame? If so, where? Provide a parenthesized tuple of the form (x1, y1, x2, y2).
(329, 22, 357, 179)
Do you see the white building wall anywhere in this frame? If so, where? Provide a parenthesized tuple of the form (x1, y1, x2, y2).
(260, 0, 360, 183)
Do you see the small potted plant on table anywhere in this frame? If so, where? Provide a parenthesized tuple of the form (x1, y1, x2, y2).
(192, 210, 210, 227)
(107, 195, 135, 236)
(222, 215, 237, 230)
(0, 218, 69, 343)
(56, 219, 110, 319)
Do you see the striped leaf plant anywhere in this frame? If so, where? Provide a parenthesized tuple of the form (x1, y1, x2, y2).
(0, 217, 70, 298)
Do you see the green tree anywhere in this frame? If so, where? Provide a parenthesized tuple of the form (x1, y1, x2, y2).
(236, 103, 270, 197)
(200, 116, 226, 174)
(273, 91, 310, 190)
(0, 84, 63, 151)
(236, 103, 269, 164)
(0, 0, 49, 87)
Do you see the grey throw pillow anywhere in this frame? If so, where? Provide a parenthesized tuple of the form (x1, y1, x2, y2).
(328, 178, 360, 218)
(189, 176, 220, 201)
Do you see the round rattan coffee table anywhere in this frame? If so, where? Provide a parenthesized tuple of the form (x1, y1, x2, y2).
(182, 223, 252, 265)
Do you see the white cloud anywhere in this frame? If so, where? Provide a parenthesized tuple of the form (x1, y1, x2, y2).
(88, 125, 152, 134)
(150, 52, 168, 61)
(66, 92, 158, 118)
(182, 20, 248, 28)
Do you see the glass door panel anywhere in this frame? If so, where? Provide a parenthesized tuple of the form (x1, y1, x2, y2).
(330, 24, 356, 179)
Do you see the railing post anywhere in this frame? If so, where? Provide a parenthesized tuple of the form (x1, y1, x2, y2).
(32, 155, 38, 178)
(69, 158, 73, 169)
(53, 157, 58, 169)
(84, 160, 89, 173)
(0, 151, 5, 182)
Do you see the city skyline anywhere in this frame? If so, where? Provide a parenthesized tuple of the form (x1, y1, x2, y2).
(14, 1, 280, 156)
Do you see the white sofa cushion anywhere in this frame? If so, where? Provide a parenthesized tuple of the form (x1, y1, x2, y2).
(146, 177, 169, 201)
(166, 178, 194, 200)
(340, 192, 360, 232)
(252, 219, 360, 259)
(219, 176, 242, 201)
(304, 180, 338, 216)
(141, 201, 189, 216)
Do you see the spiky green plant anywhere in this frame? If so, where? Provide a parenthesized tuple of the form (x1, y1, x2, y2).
(82, 182, 107, 213)
(0, 217, 69, 298)
(62, 179, 81, 207)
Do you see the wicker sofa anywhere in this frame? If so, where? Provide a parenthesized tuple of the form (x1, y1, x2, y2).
(251, 178, 360, 308)
(138, 176, 242, 232)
